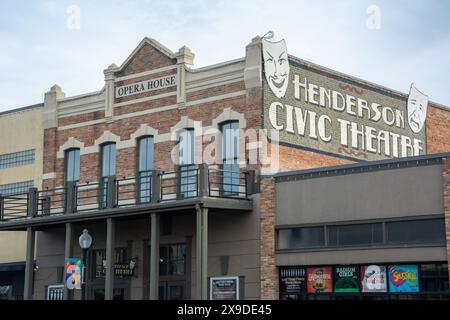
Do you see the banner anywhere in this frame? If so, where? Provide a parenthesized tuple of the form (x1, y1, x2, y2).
(65, 258, 83, 290)
(334, 266, 359, 293)
(307, 267, 333, 293)
(361, 265, 387, 293)
(388, 265, 419, 293)
(280, 267, 306, 294)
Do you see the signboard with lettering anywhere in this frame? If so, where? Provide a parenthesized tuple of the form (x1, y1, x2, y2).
(361, 265, 387, 293)
(334, 266, 359, 293)
(280, 267, 306, 294)
(262, 37, 427, 161)
(209, 276, 239, 300)
(388, 265, 419, 293)
(116, 74, 177, 98)
(96, 258, 137, 278)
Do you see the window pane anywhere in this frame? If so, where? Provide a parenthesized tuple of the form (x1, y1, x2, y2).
(65, 149, 80, 182)
(179, 129, 194, 165)
(278, 227, 325, 249)
(221, 122, 239, 195)
(386, 219, 445, 245)
(328, 223, 383, 247)
(102, 143, 116, 177)
(139, 137, 154, 172)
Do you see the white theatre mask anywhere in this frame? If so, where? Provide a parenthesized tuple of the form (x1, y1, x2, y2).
(407, 83, 428, 133)
(262, 38, 290, 99)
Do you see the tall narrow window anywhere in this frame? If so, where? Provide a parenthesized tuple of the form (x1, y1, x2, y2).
(221, 121, 239, 195)
(65, 149, 80, 184)
(138, 136, 154, 203)
(101, 143, 116, 208)
(178, 129, 196, 198)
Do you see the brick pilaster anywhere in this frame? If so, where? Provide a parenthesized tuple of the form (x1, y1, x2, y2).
(260, 177, 278, 299)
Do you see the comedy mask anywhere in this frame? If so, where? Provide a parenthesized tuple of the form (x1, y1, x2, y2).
(262, 38, 290, 99)
(407, 83, 428, 133)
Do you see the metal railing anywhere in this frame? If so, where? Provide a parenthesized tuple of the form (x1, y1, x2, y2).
(0, 165, 254, 222)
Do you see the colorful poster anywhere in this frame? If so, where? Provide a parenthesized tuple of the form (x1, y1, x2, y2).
(388, 265, 419, 293)
(334, 266, 359, 292)
(280, 267, 306, 294)
(307, 267, 333, 293)
(65, 258, 83, 290)
(361, 265, 387, 293)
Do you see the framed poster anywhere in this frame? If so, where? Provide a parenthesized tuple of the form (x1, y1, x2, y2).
(388, 265, 419, 293)
(280, 267, 306, 294)
(334, 266, 359, 293)
(65, 258, 83, 290)
(209, 276, 239, 300)
(361, 265, 387, 293)
(307, 267, 333, 293)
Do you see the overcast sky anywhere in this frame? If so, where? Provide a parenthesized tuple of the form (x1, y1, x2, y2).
(1, 0, 449, 112)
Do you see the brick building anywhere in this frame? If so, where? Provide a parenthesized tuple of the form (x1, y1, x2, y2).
(0, 35, 449, 300)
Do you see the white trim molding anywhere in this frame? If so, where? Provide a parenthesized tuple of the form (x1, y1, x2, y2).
(211, 107, 247, 129)
(56, 137, 85, 159)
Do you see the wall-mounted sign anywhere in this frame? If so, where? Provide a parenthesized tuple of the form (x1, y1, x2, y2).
(388, 265, 419, 293)
(361, 265, 387, 293)
(307, 267, 333, 293)
(262, 38, 427, 161)
(280, 267, 306, 294)
(334, 266, 359, 293)
(97, 258, 137, 277)
(116, 74, 177, 98)
(65, 258, 83, 290)
(210, 276, 239, 300)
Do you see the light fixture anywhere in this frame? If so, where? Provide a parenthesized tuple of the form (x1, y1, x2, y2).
(79, 229, 92, 250)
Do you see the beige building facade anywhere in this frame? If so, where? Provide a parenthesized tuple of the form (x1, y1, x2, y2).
(0, 105, 43, 299)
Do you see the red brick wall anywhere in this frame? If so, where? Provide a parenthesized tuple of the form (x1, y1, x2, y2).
(427, 105, 450, 154)
(259, 177, 278, 299)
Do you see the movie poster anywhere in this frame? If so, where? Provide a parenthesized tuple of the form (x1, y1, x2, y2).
(307, 267, 333, 293)
(334, 266, 359, 293)
(280, 267, 306, 294)
(361, 265, 387, 293)
(388, 265, 419, 293)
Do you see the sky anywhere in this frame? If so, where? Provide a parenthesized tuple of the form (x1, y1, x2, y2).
(1, 0, 449, 112)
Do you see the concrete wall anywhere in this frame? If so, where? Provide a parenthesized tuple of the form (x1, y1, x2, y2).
(0, 106, 43, 264)
(33, 200, 260, 300)
(276, 163, 444, 226)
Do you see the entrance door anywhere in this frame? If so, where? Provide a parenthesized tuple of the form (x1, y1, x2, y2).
(159, 281, 185, 300)
(91, 284, 129, 300)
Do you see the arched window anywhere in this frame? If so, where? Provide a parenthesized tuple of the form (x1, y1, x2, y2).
(100, 143, 116, 208)
(137, 136, 154, 203)
(178, 129, 196, 198)
(221, 121, 239, 195)
(65, 148, 80, 184)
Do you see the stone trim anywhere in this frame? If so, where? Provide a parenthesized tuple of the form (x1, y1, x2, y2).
(56, 137, 85, 159)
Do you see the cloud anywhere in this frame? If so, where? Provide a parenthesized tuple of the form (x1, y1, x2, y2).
(0, 0, 449, 111)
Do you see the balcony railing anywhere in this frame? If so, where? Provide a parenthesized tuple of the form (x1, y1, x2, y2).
(0, 165, 254, 222)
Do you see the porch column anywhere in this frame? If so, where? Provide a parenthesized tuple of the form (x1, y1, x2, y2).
(63, 223, 74, 300)
(149, 213, 160, 300)
(196, 205, 208, 300)
(24, 227, 35, 300)
(105, 218, 115, 300)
